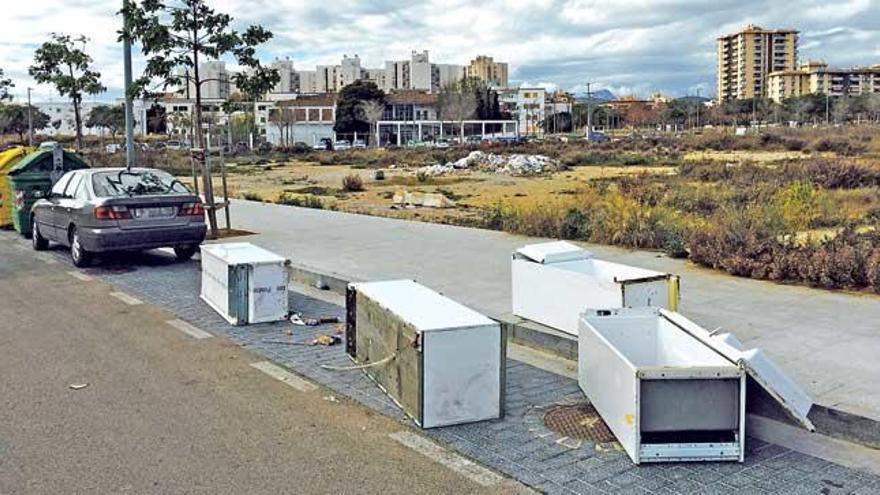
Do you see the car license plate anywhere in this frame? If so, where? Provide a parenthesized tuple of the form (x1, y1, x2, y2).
(132, 206, 176, 219)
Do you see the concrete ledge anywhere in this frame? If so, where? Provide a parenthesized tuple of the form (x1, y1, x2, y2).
(286, 263, 880, 451)
(288, 263, 360, 294)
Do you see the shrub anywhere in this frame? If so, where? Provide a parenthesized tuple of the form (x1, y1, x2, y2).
(241, 191, 263, 202)
(342, 174, 365, 192)
(416, 171, 429, 182)
(374, 169, 385, 181)
(277, 192, 324, 209)
(774, 181, 822, 231)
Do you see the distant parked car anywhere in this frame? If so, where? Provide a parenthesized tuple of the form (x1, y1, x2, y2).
(30, 168, 207, 267)
(352, 139, 367, 149)
(587, 131, 608, 143)
(105, 143, 122, 154)
(434, 139, 451, 149)
(334, 139, 351, 151)
(313, 138, 332, 151)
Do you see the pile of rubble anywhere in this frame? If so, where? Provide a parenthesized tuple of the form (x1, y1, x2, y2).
(418, 151, 557, 177)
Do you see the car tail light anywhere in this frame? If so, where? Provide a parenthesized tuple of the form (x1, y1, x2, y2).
(179, 202, 205, 216)
(95, 205, 131, 220)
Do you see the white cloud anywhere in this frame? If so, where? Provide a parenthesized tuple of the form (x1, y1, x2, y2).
(2, 0, 879, 102)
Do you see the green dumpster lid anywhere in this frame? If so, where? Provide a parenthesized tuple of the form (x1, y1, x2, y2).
(8, 149, 89, 175)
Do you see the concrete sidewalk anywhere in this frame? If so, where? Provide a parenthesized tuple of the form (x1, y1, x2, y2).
(226, 200, 880, 423)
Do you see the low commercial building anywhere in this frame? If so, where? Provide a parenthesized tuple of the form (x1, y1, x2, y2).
(266, 94, 337, 147)
(376, 89, 518, 145)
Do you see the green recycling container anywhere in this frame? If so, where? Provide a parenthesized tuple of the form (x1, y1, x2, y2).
(8, 147, 88, 237)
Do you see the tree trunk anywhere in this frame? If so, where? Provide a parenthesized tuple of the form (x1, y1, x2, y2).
(192, 22, 218, 238)
(68, 64, 84, 150)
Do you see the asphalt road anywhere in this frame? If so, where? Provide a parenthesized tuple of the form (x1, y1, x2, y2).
(0, 238, 523, 494)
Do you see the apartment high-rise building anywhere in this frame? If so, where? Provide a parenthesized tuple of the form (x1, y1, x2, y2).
(466, 55, 509, 89)
(717, 25, 798, 102)
(270, 58, 299, 94)
(768, 61, 880, 102)
(178, 60, 231, 99)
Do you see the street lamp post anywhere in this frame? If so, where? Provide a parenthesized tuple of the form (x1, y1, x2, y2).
(27, 88, 33, 147)
(122, 0, 136, 170)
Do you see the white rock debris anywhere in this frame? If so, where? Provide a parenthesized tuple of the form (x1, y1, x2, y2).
(417, 151, 557, 177)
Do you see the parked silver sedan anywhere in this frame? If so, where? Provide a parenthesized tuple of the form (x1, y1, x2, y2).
(31, 168, 207, 267)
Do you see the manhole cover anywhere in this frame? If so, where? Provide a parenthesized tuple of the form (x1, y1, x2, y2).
(542, 403, 615, 442)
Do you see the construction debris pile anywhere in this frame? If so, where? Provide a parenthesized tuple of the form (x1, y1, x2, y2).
(417, 151, 557, 176)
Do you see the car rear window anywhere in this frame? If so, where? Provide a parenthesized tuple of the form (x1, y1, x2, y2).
(91, 170, 191, 197)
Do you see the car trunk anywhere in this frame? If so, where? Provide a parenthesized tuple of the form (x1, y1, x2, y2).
(104, 194, 199, 230)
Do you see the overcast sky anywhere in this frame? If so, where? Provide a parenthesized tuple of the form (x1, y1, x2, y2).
(2, 0, 878, 102)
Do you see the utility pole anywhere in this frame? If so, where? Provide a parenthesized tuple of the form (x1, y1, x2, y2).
(584, 82, 593, 140)
(122, 0, 135, 170)
(27, 88, 33, 147)
(695, 87, 701, 129)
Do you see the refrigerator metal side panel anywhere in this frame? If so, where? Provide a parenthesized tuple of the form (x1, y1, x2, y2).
(512, 258, 621, 336)
(247, 261, 289, 324)
(421, 324, 502, 428)
(578, 318, 640, 462)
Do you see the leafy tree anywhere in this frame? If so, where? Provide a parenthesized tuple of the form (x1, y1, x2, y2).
(0, 104, 50, 142)
(86, 104, 126, 139)
(862, 93, 880, 123)
(832, 96, 852, 124)
(784, 96, 814, 124)
(29, 34, 105, 149)
(122, 0, 278, 150)
(0, 69, 13, 101)
(121, 0, 279, 235)
(334, 80, 385, 135)
(457, 77, 500, 119)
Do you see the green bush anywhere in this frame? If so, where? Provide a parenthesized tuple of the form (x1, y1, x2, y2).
(241, 191, 263, 202)
(374, 169, 385, 181)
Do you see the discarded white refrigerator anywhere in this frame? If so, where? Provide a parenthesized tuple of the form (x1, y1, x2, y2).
(512, 241, 680, 335)
(579, 308, 746, 464)
(346, 280, 503, 428)
(200, 243, 290, 325)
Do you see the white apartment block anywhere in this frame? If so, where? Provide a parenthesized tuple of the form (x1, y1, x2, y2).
(270, 58, 299, 94)
(290, 50, 465, 94)
(768, 61, 880, 102)
(499, 87, 546, 136)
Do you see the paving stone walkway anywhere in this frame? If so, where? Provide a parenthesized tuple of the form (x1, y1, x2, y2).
(25, 242, 872, 495)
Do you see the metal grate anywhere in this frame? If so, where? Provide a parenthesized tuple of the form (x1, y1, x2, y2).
(542, 403, 616, 443)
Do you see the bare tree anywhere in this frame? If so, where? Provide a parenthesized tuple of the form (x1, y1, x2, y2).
(358, 100, 385, 147)
(268, 107, 298, 148)
(437, 82, 477, 143)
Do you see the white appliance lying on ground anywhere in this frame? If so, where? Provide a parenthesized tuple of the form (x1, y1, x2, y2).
(512, 241, 679, 335)
(346, 280, 503, 428)
(578, 307, 814, 465)
(200, 242, 290, 325)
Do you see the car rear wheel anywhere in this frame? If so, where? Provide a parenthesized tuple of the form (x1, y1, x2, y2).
(70, 227, 92, 268)
(174, 245, 198, 261)
(32, 217, 48, 251)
